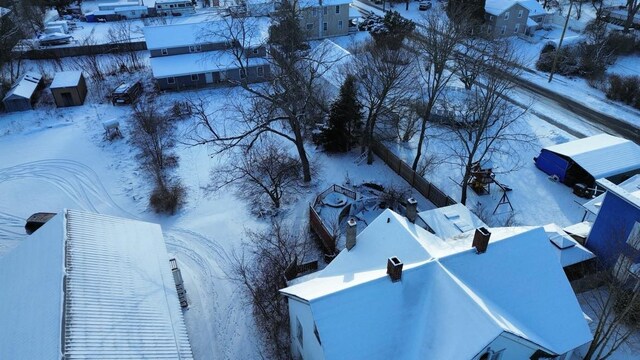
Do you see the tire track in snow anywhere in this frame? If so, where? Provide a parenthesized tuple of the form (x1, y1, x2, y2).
(0, 211, 26, 242)
(0, 159, 138, 219)
(165, 228, 244, 360)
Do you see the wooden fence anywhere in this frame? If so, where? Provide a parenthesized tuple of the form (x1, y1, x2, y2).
(18, 41, 147, 59)
(309, 205, 336, 255)
(371, 140, 457, 208)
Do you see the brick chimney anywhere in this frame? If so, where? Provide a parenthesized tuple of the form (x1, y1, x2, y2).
(406, 197, 417, 223)
(346, 218, 357, 251)
(387, 256, 403, 282)
(472, 227, 491, 254)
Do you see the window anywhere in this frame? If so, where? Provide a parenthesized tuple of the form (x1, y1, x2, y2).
(312, 8, 317, 16)
(189, 45, 200, 53)
(489, 15, 494, 20)
(167, 77, 175, 84)
(614, 254, 633, 283)
(296, 318, 303, 347)
(338, 20, 343, 30)
(161, 48, 168, 55)
(323, 6, 328, 15)
(627, 222, 640, 250)
(517, 9, 523, 18)
(257, 66, 264, 77)
(335, 5, 340, 13)
(323, 22, 328, 31)
(252, 47, 259, 55)
(169, 4, 174, 8)
(178, 3, 185, 7)
(191, 74, 199, 81)
(239, 68, 247, 79)
(514, 23, 520, 33)
(500, 25, 506, 35)
(306, 23, 313, 30)
(504, 11, 509, 20)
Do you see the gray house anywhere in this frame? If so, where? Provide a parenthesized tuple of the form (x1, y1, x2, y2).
(484, 0, 537, 37)
(144, 17, 271, 91)
(297, 0, 351, 39)
(2, 72, 42, 112)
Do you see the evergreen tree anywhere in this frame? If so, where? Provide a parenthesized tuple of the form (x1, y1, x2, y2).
(268, 0, 309, 56)
(369, 11, 416, 50)
(321, 75, 362, 152)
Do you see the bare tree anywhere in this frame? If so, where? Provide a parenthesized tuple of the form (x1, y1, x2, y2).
(351, 41, 415, 164)
(210, 140, 303, 210)
(107, 20, 144, 72)
(191, 10, 334, 183)
(581, 224, 640, 360)
(623, 0, 640, 33)
(130, 101, 177, 184)
(410, 10, 465, 171)
(71, 31, 105, 81)
(445, 40, 534, 205)
(227, 218, 313, 359)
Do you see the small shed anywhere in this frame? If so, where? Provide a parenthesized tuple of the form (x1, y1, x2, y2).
(535, 134, 640, 187)
(50, 71, 87, 107)
(2, 72, 43, 112)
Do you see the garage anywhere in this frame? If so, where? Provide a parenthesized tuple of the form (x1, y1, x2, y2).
(534, 134, 640, 188)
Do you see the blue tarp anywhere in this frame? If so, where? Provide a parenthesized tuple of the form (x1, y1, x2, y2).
(535, 149, 569, 181)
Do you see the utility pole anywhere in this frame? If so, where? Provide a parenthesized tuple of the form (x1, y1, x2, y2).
(548, 0, 573, 82)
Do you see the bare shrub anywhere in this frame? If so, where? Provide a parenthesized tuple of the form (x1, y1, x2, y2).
(149, 180, 187, 215)
(227, 219, 313, 359)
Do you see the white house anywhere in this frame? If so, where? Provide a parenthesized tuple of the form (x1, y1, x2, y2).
(280, 209, 593, 360)
(0, 209, 193, 359)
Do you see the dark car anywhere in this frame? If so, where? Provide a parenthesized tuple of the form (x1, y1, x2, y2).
(111, 81, 142, 105)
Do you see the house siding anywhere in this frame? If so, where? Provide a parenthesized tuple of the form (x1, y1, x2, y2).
(149, 42, 230, 57)
(485, 4, 529, 37)
(287, 298, 324, 360)
(300, 3, 350, 39)
(587, 193, 640, 267)
(156, 64, 271, 91)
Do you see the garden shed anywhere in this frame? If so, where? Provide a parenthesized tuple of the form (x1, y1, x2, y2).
(2, 72, 42, 112)
(50, 71, 87, 107)
(534, 134, 640, 187)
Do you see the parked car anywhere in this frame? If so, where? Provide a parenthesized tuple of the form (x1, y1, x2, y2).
(111, 81, 142, 105)
(419, 1, 432, 10)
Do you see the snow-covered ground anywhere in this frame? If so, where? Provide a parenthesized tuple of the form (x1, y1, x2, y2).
(2, 8, 640, 358)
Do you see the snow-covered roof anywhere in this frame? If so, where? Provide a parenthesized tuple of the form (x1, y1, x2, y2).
(519, 0, 545, 15)
(2, 72, 41, 101)
(143, 17, 270, 50)
(543, 223, 595, 267)
(310, 39, 352, 90)
(587, 175, 640, 214)
(149, 50, 269, 78)
(564, 221, 592, 239)
(597, 176, 640, 211)
(485, 0, 521, 15)
(50, 71, 83, 88)
(543, 134, 640, 179)
(299, 0, 351, 8)
(0, 6, 10, 17)
(527, 16, 538, 26)
(0, 209, 193, 359)
(418, 203, 488, 240)
(281, 209, 592, 358)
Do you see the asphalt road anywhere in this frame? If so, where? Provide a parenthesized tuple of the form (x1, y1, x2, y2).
(352, 0, 640, 143)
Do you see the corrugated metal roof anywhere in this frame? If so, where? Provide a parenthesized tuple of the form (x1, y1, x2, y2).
(64, 209, 193, 359)
(544, 134, 640, 179)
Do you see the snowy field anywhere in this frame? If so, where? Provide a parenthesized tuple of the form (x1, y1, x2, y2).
(2, 7, 640, 358)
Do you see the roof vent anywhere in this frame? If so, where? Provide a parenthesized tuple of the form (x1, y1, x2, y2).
(406, 197, 417, 223)
(346, 218, 357, 251)
(387, 256, 403, 282)
(472, 227, 491, 254)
